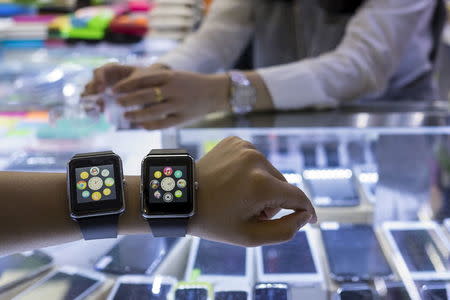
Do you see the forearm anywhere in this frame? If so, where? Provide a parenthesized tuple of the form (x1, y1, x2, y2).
(0, 172, 147, 256)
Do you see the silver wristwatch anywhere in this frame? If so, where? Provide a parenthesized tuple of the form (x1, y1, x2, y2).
(228, 71, 257, 115)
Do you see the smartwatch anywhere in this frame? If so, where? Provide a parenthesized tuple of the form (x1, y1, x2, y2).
(140, 149, 196, 237)
(67, 151, 125, 240)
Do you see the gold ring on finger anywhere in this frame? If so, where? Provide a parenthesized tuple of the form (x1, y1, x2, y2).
(153, 87, 164, 103)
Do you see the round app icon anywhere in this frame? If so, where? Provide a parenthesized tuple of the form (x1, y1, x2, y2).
(80, 172, 89, 180)
(92, 192, 102, 201)
(163, 192, 173, 202)
(88, 177, 103, 191)
(150, 180, 159, 190)
(103, 188, 111, 196)
(154, 190, 162, 199)
(174, 170, 182, 178)
(82, 191, 90, 198)
(174, 190, 182, 198)
(77, 181, 87, 190)
(161, 177, 176, 192)
(163, 167, 173, 176)
(90, 167, 100, 176)
(154, 171, 162, 179)
(105, 177, 114, 187)
(177, 179, 187, 189)
(101, 169, 110, 177)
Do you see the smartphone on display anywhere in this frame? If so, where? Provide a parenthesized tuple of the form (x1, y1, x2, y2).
(336, 285, 375, 300)
(215, 291, 249, 300)
(107, 275, 176, 300)
(0, 251, 53, 292)
(384, 224, 449, 274)
(174, 283, 212, 300)
(302, 169, 360, 207)
(190, 238, 248, 277)
(12, 266, 105, 300)
(94, 235, 178, 274)
(300, 144, 318, 169)
(324, 142, 340, 167)
(254, 283, 289, 300)
(261, 231, 316, 275)
(421, 283, 449, 300)
(321, 223, 393, 282)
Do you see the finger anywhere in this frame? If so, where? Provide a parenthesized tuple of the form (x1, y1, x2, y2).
(113, 71, 171, 94)
(125, 102, 175, 123)
(117, 87, 168, 107)
(246, 211, 312, 246)
(258, 207, 281, 220)
(138, 114, 186, 130)
(95, 63, 135, 87)
(258, 174, 317, 223)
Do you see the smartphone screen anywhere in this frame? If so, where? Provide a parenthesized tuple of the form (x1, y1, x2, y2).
(215, 291, 248, 300)
(175, 288, 208, 300)
(384, 286, 410, 300)
(304, 176, 359, 207)
(390, 229, 448, 272)
(421, 284, 449, 300)
(95, 236, 177, 274)
(14, 271, 100, 300)
(321, 225, 392, 281)
(300, 144, 317, 169)
(193, 239, 246, 276)
(338, 289, 374, 300)
(324, 142, 340, 167)
(262, 231, 316, 274)
(254, 286, 288, 300)
(0, 251, 52, 290)
(112, 283, 172, 300)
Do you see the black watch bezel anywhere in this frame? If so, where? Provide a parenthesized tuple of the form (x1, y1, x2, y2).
(67, 153, 125, 219)
(141, 154, 195, 218)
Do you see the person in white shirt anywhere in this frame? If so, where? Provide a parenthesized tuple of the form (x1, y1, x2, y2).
(84, 0, 445, 130)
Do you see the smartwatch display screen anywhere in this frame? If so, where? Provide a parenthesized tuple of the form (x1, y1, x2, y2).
(142, 155, 194, 216)
(75, 165, 116, 203)
(68, 155, 124, 217)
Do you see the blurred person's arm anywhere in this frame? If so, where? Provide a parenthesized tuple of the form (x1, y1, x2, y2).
(0, 137, 316, 256)
(256, 0, 436, 110)
(155, 0, 254, 73)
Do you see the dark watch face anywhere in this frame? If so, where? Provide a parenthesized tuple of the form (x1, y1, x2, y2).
(68, 154, 124, 217)
(142, 155, 194, 216)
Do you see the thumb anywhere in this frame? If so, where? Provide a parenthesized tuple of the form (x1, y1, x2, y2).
(246, 211, 312, 246)
(96, 63, 135, 87)
(113, 71, 171, 94)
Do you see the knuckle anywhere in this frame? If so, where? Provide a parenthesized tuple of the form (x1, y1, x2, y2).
(241, 149, 261, 162)
(249, 169, 268, 188)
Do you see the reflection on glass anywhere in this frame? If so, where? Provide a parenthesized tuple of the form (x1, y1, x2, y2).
(322, 225, 392, 281)
(194, 240, 246, 276)
(391, 230, 449, 272)
(262, 231, 316, 274)
(14, 272, 98, 300)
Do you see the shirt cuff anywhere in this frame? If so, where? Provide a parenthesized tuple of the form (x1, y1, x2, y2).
(257, 62, 339, 111)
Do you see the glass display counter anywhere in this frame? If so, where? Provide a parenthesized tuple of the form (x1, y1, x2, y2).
(2, 102, 450, 300)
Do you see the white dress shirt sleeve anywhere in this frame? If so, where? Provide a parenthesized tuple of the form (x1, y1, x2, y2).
(259, 0, 436, 110)
(156, 0, 254, 73)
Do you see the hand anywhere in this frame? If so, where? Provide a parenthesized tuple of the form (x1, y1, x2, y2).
(82, 63, 169, 96)
(190, 136, 317, 247)
(112, 69, 230, 130)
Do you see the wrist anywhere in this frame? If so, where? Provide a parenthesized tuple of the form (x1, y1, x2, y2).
(208, 74, 232, 113)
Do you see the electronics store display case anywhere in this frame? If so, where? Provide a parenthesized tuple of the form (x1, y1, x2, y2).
(2, 101, 450, 300)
